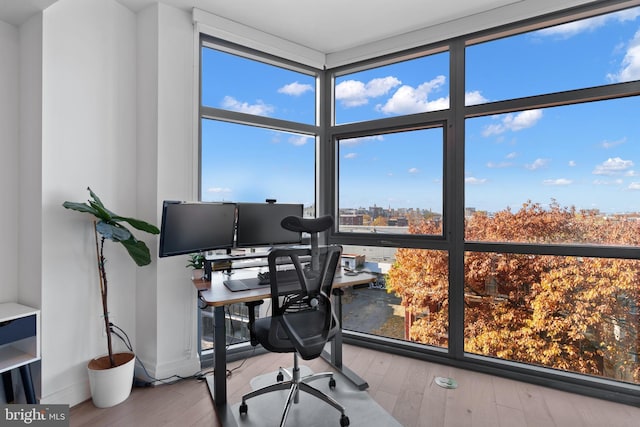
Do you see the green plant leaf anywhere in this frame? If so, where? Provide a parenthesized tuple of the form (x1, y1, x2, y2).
(62, 201, 99, 216)
(88, 201, 110, 220)
(96, 221, 132, 242)
(113, 216, 160, 235)
(120, 238, 152, 266)
(63, 187, 159, 267)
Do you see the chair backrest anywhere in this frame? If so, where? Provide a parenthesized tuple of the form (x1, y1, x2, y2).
(267, 245, 342, 360)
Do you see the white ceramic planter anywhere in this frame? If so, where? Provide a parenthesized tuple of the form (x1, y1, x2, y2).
(87, 352, 136, 408)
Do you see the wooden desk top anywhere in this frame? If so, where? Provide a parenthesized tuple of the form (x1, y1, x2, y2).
(195, 268, 377, 307)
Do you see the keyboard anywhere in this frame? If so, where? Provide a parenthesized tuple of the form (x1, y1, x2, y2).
(224, 269, 300, 292)
(257, 269, 300, 285)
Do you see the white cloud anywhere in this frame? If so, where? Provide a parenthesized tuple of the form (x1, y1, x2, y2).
(625, 170, 639, 177)
(376, 76, 447, 114)
(367, 77, 403, 97)
(207, 187, 232, 194)
(537, 17, 607, 39)
(344, 153, 357, 159)
(536, 7, 640, 39)
(278, 81, 313, 96)
(221, 96, 274, 116)
(592, 157, 634, 175)
(339, 135, 384, 146)
(336, 75, 488, 115)
(543, 178, 572, 186)
(629, 182, 640, 190)
(335, 76, 401, 107)
(568, 160, 576, 167)
(482, 109, 543, 136)
(487, 152, 519, 168)
(607, 29, 640, 83)
(465, 176, 487, 184)
(593, 178, 624, 185)
(525, 158, 550, 171)
(288, 135, 311, 146)
(465, 90, 489, 106)
(601, 137, 627, 149)
(408, 167, 419, 174)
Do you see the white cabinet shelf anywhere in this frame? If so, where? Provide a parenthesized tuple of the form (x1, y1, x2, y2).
(0, 302, 40, 403)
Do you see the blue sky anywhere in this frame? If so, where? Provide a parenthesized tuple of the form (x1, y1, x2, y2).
(201, 7, 640, 214)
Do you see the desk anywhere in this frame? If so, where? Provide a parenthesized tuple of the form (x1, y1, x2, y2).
(195, 268, 376, 419)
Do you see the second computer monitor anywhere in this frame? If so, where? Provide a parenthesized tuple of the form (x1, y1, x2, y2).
(235, 202, 303, 248)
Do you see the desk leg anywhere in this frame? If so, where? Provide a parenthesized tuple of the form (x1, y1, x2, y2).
(206, 306, 240, 427)
(322, 288, 369, 391)
(213, 305, 227, 406)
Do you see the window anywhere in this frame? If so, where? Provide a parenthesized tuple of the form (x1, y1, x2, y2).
(199, 39, 320, 351)
(466, 6, 640, 104)
(459, 4, 640, 387)
(463, 252, 640, 384)
(335, 52, 449, 124)
(329, 1, 640, 395)
(202, 46, 316, 124)
(336, 127, 445, 236)
(201, 119, 315, 205)
(466, 97, 640, 245)
(198, 1, 640, 402)
(200, 40, 319, 207)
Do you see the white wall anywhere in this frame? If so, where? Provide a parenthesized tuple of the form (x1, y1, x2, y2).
(0, 20, 19, 304)
(154, 3, 200, 379)
(135, 2, 200, 382)
(40, 0, 139, 404)
(24, 0, 199, 405)
(19, 12, 44, 312)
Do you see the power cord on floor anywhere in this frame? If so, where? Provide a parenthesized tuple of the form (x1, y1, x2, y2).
(109, 300, 261, 386)
(109, 322, 214, 386)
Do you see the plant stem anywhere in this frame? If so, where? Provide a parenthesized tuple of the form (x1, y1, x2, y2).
(94, 221, 115, 367)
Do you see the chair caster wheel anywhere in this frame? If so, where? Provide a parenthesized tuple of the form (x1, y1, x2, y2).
(277, 372, 284, 382)
(340, 414, 350, 426)
(329, 377, 336, 389)
(239, 402, 248, 415)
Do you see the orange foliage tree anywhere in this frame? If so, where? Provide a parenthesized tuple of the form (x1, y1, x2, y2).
(387, 201, 640, 382)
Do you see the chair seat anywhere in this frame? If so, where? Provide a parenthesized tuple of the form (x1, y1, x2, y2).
(253, 310, 338, 357)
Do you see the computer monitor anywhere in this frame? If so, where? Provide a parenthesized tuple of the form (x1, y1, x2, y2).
(159, 201, 237, 257)
(235, 202, 304, 248)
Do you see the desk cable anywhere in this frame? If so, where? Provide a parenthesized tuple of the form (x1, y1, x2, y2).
(109, 322, 214, 386)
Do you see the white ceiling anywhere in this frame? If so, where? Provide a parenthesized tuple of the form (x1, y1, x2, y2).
(1, 0, 598, 54)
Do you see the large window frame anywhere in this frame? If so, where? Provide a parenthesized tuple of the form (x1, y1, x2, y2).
(199, 36, 322, 205)
(198, 0, 640, 406)
(326, 1, 640, 405)
(197, 36, 323, 356)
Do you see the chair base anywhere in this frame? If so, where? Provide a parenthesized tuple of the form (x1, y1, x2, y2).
(239, 354, 349, 426)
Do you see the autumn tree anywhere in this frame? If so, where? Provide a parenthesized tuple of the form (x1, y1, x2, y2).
(372, 216, 388, 226)
(386, 201, 640, 383)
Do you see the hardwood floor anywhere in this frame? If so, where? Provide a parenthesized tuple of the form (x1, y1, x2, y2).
(70, 344, 640, 427)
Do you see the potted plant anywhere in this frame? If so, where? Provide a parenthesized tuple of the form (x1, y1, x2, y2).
(63, 187, 159, 407)
(186, 253, 205, 280)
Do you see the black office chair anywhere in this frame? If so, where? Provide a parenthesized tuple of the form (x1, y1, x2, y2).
(239, 217, 349, 427)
